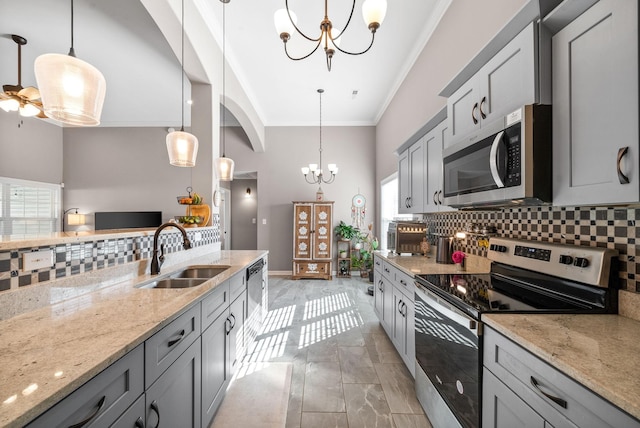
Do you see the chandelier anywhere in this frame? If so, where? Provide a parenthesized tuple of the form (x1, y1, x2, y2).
(274, 0, 387, 71)
(302, 89, 338, 185)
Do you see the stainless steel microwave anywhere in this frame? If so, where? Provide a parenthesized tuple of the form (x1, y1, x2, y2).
(442, 104, 552, 208)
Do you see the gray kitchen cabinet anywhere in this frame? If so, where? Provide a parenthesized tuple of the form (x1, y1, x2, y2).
(483, 368, 547, 428)
(373, 256, 393, 336)
(551, 0, 638, 206)
(201, 290, 247, 428)
(391, 283, 415, 377)
(483, 326, 640, 428)
(425, 119, 455, 212)
(26, 344, 144, 428)
(447, 22, 548, 144)
(398, 138, 426, 213)
(111, 395, 145, 428)
(144, 303, 200, 388)
(145, 337, 201, 428)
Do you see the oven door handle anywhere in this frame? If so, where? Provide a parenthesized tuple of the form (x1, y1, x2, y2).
(489, 130, 506, 188)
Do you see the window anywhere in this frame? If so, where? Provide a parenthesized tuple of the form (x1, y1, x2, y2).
(380, 173, 411, 250)
(0, 177, 61, 237)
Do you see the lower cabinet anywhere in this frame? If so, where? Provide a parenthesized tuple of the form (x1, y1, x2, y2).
(483, 326, 640, 428)
(145, 337, 202, 428)
(372, 255, 416, 377)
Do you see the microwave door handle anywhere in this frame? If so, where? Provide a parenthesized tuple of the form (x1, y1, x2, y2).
(489, 131, 506, 188)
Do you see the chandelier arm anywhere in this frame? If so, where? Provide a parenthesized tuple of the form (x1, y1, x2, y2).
(284, 39, 323, 61)
(330, 0, 357, 40)
(304, 173, 319, 185)
(285, 0, 322, 42)
(333, 31, 376, 56)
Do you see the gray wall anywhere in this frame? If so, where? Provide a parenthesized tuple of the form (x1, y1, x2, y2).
(0, 114, 63, 184)
(230, 178, 257, 250)
(374, 0, 528, 230)
(225, 125, 376, 271)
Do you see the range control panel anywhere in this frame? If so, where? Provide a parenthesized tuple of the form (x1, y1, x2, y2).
(488, 237, 618, 288)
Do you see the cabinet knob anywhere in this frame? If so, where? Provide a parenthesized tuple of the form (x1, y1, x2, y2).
(573, 257, 589, 268)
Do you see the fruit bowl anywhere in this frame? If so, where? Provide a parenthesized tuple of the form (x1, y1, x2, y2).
(175, 215, 204, 226)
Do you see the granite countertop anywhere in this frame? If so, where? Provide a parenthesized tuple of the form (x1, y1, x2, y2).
(0, 248, 267, 428)
(375, 250, 492, 275)
(483, 313, 640, 421)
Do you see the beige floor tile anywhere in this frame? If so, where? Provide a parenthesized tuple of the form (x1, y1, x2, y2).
(375, 363, 424, 414)
(338, 346, 379, 384)
(344, 383, 394, 428)
(364, 332, 404, 364)
(302, 361, 346, 412)
(305, 339, 339, 362)
(392, 413, 433, 428)
(300, 412, 349, 428)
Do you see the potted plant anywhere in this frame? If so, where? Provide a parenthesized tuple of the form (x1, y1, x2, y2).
(335, 221, 357, 241)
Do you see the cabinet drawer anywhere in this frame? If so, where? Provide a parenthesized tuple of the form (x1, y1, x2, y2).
(293, 261, 330, 276)
(381, 260, 394, 281)
(201, 281, 230, 332)
(229, 271, 246, 303)
(394, 267, 415, 301)
(27, 344, 144, 428)
(111, 394, 145, 428)
(145, 303, 200, 388)
(484, 327, 640, 428)
(373, 255, 383, 273)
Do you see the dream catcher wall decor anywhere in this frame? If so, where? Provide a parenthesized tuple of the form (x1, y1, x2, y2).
(351, 193, 366, 229)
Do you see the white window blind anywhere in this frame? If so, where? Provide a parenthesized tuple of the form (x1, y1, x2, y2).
(0, 177, 61, 237)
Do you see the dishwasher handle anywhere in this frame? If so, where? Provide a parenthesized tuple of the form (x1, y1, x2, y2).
(247, 258, 265, 280)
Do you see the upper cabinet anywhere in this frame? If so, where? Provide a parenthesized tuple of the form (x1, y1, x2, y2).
(398, 139, 426, 214)
(446, 22, 551, 145)
(551, 0, 638, 206)
(425, 120, 455, 212)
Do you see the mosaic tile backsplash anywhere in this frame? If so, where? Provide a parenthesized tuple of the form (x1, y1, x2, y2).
(423, 206, 639, 292)
(0, 214, 221, 292)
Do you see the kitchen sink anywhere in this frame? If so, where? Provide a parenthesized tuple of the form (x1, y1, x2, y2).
(170, 265, 231, 279)
(137, 265, 231, 289)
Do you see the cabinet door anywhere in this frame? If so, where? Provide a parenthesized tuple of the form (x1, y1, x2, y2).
(425, 129, 441, 213)
(398, 149, 411, 213)
(313, 203, 333, 260)
(111, 395, 145, 428)
(201, 311, 230, 427)
(381, 277, 394, 336)
(483, 368, 546, 428)
(391, 286, 415, 377)
(373, 273, 384, 318)
(553, 0, 638, 205)
(408, 139, 426, 213)
(228, 291, 247, 379)
(479, 22, 537, 124)
(293, 203, 313, 260)
(448, 75, 481, 141)
(145, 338, 201, 428)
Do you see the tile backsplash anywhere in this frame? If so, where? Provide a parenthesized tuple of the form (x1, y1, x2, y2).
(424, 206, 639, 292)
(0, 215, 221, 292)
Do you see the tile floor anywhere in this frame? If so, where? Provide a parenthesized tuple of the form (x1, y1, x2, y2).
(213, 275, 431, 428)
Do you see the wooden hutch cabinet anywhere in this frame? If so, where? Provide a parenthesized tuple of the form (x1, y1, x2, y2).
(292, 201, 333, 280)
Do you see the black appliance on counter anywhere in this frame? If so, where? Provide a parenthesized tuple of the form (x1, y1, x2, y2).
(414, 237, 618, 428)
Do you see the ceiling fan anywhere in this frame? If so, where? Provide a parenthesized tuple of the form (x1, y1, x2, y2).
(0, 34, 47, 118)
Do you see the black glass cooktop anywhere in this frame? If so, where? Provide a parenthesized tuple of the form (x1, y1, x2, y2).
(415, 263, 611, 319)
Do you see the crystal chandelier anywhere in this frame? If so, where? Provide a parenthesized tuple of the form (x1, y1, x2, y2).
(274, 0, 387, 71)
(302, 89, 338, 185)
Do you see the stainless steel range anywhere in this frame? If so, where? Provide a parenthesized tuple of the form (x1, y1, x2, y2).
(414, 237, 618, 428)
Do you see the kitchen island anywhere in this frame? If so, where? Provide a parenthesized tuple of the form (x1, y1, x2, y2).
(0, 244, 266, 428)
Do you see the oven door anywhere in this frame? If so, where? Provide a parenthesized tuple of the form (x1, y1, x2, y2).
(415, 282, 481, 428)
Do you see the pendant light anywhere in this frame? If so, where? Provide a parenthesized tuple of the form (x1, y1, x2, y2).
(34, 0, 106, 126)
(166, 0, 199, 167)
(213, 0, 235, 181)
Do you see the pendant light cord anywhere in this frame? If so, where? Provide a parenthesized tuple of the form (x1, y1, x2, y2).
(68, 0, 76, 57)
(318, 89, 323, 177)
(180, 0, 185, 132)
(221, 1, 227, 157)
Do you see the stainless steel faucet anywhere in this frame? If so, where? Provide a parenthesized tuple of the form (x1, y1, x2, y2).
(151, 222, 192, 275)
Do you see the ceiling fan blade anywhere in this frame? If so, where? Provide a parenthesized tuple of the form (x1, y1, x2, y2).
(2, 84, 22, 94)
(18, 86, 41, 101)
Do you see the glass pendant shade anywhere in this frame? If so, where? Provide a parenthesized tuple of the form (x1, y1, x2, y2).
(0, 98, 19, 112)
(34, 53, 106, 126)
(166, 130, 199, 167)
(214, 156, 235, 181)
(274, 9, 297, 37)
(20, 103, 40, 117)
(362, 0, 387, 27)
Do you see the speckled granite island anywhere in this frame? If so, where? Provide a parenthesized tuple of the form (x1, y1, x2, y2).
(0, 244, 267, 428)
(483, 313, 640, 422)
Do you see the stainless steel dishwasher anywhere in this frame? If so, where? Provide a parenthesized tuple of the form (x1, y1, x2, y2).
(246, 258, 265, 346)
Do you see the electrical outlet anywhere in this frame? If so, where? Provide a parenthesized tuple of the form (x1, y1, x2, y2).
(23, 250, 54, 271)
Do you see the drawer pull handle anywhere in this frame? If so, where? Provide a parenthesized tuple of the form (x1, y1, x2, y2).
(68, 395, 106, 428)
(134, 417, 145, 428)
(167, 329, 185, 347)
(479, 96, 487, 119)
(530, 376, 567, 409)
(150, 401, 160, 428)
(472, 102, 479, 124)
(617, 146, 630, 184)
(400, 279, 407, 286)
(229, 313, 236, 330)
